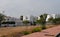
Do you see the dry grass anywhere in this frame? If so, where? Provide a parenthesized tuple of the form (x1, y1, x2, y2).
(0, 26, 40, 37)
(0, 25, 56, 37)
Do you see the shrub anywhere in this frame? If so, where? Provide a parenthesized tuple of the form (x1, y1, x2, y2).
(21, 31, 31, 35)
(41, 25, 46, 30)
(52, 18, 60, 25)
(32, 27, 41, 33)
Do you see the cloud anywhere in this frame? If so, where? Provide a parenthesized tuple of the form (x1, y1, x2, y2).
(0, 0, 60, 17)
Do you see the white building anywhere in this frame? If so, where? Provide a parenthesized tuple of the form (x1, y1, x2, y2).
(46, 14, 55, 21)
(1, 16, 23, 27)
(46, 14, 60, 22)
(22, 16, 30, 21)
(5, 16, 16, 21)
(37, 16, 40, 20)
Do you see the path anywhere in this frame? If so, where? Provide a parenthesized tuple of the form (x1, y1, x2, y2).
(21, 25, 60, 37)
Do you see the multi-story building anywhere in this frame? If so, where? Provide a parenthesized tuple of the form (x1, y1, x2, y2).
(1, 16, 23, 27)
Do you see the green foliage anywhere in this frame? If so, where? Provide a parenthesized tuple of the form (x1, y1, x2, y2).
(36, 20, 40, 24)
(48, 17, 60, 25)
(36, 14, 48, 30)
(37, 14, 48, 25)
(0, 13, 5, 26)
(20, 16, 23, 20)
(32, 27, 41, 33)
(48, 17, 54, 22)
(41, 24, 46, 30)
(23, 20, 29, 25)
(21, 31, 31, 35)
(0, 13, 5, 22)
(39, 14, 48, 24)
(40, 14, 47, 20)
(52, 18, 60, 24)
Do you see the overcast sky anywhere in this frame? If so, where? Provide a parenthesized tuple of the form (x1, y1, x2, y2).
(0, 0, 60, 18)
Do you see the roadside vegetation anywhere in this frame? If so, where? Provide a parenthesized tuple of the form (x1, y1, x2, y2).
(0, 25, 55, 37)
(0, 13, 5, 27)
(0, 13, 60, 37)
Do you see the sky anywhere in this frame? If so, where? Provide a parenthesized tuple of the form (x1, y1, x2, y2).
(0, 0, 60, 18)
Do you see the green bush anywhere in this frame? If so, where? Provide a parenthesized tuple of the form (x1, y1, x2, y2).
(41, 25, 46, 30)
(32, 27, 41, 33)
(21, 31, 31, 35)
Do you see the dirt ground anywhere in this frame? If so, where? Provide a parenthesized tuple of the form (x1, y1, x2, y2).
(0, 25, 56, 37)
(22, 25, 60, 37)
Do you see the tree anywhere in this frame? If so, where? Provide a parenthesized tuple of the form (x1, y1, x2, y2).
(20, 16, 23, 21)
(0, 13, 5, 27)
(52, 18, 60, 25)
(23, 20, 29, 26)
(37, 14, 48, 29)
(48, 17, 54, 22)
(23, 20, 29, 30)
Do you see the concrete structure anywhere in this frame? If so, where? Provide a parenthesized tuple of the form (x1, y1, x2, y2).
(46, 14, 55, 22)
(1, 14, 60, 26)
(23, 16, 30, 21)
(1, 16, 23, 27)
(5, 16, 16, 21)
(46, 14, 60, 22)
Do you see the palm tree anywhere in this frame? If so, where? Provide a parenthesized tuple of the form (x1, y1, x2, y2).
(0, 13, 5, 27)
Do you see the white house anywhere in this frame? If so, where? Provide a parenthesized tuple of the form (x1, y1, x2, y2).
(1, 16, 23, 27)
(46, 14, 55, 22)
(22, 16, 30, 21)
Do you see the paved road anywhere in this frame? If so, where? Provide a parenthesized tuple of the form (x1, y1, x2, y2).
(21, 25, 60, 37)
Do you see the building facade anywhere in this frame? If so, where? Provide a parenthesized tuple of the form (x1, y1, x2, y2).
(46, 14, 55, 22)
(1, 16, 23, 27)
